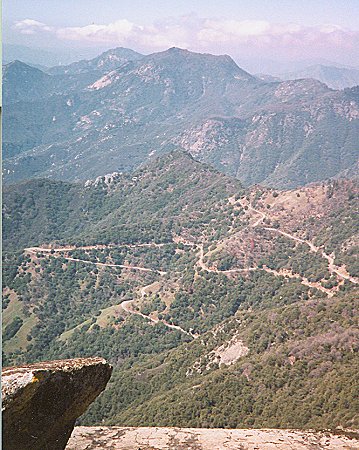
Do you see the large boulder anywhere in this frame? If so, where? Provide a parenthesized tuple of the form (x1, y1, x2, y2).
(2, 357, 112, 450)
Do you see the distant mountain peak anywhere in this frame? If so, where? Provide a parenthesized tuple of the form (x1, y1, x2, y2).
(281, 64, 359, 90)
(137, 47, 255, 82)
(168, 47, 188, 53)
(3, 59, 52, 104)
(47, 47, 144, 76)
(4, 48, 359, 188)
(87, 47, 255, 92)
(4, 59, 47, 74)
(6, 59, 25, 67)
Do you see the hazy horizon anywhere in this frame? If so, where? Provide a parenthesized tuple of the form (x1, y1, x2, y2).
(4, 0, 359, 70)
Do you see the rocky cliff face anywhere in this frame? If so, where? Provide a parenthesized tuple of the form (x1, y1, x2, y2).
(2, 357, 112, 450)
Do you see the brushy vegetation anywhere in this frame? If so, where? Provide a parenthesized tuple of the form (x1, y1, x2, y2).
(2, 152, 358, 430)
(82, 292, 358, 430)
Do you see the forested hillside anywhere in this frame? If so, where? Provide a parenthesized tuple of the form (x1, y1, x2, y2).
(84, 291, 358, 429)
(2, 152, 358, 429)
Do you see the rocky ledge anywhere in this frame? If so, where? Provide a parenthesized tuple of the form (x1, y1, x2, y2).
(2, 357, 112, 450)
(67, 426, 359, 450)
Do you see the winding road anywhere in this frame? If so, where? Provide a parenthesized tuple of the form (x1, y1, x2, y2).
(248, 205, 357, 285)
(120, 296, 198, 338)
(25, 245, 197, 338)
(25, 247, 167, 276)
(25, 200, 357, 341)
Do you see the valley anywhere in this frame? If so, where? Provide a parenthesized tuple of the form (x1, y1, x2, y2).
(2, 152, 358, 430)
(3, 2, 359, 445)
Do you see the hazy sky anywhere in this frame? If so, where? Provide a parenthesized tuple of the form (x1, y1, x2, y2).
(4, 0, 359, 65)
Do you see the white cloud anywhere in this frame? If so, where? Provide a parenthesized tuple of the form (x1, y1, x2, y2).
(199, 19, 270, 42)
(14, 19, 53, 35)
(55, 18, 191, 50)
(12, 16, 359, 60)
(56, 19, 135, 43)
(320, 24, 344, 34)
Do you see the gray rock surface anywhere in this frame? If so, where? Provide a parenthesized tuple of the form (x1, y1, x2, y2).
(67, 426, 359, 449)
(2, 357, 112, 450)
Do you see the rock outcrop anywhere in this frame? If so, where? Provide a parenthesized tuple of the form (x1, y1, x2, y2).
(67, 426, 359, 450)
(2, 357, 112, 450)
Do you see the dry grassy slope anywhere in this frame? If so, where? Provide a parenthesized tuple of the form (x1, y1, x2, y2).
(209, 179, 358, 280)
(246, 180, 358, 237)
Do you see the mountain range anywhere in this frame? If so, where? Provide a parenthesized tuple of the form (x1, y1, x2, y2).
(3, 41, 359, 434)
(3, 43, 110, 67)
(281, 64, 359, 90)
(3, 47, 359, 188)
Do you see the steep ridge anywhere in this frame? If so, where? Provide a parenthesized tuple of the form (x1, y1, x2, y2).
(3, 47, 359, 187)
(3, 151, 243, 250)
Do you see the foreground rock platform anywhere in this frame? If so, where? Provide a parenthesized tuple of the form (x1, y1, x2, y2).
(67, 426, 359, 449)
(2, 357, 112, 450)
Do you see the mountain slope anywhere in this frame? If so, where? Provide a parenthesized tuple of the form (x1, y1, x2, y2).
(3, 151, 243, 250)
(3, 60, 103, 105)
(3, 47, 359, 188)
(85, 291, 358, 430)
(3, 60, 54, 103)
(2, 152, 358, 429)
